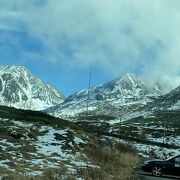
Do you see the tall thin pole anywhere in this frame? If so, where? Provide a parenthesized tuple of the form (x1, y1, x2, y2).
(86, 65, 92, 119)
(163, 111, 167, 144)
(163, 120, 166, 143)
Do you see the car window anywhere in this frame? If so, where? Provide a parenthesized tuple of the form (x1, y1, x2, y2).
(167, 156, 176, 161)
(175, 157, 180, 167)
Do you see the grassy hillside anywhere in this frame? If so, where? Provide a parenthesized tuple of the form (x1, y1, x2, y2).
(0, 105, 139, 180)
(0, 105, 75, 128)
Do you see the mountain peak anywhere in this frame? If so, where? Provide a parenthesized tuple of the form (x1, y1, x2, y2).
(0, 64, 65, 110)
(0, 64, 25, 70)
(121, 73, 136, 79)
(116, 73, 139, 87)
(46, 73, 172, 118)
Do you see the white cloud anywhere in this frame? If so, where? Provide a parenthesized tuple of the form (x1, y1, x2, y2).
(1, 0, 180, 86)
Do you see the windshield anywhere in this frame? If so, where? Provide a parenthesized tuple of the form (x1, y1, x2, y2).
(166, 155, 178, 161)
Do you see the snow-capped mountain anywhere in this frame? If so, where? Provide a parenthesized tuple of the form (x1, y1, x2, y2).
(146, 85, 180, 111)
(46, 73, 171, 118)
(66, 73, 169, 102)
(0, 65, 65, 110)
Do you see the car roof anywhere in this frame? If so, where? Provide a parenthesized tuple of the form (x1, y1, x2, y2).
(167, 154, 180, 160)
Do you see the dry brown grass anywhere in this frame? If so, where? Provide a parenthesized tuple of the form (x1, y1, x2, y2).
(2, 146, 139, 180)
(82, 143, 139, 180)
(2, 142, 139, 180)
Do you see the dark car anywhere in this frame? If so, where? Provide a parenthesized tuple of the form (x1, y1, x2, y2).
(142, 155, 180, 177)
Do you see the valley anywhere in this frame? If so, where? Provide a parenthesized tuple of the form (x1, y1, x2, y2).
(0, 65, 179, 179)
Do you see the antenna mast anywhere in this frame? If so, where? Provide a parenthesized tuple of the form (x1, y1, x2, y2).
(86, 65, 92, 119)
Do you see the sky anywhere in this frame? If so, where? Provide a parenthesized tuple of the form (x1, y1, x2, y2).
(0, 0, 180, 96)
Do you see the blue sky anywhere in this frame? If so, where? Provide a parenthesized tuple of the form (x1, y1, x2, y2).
(0, 0, 180, 96)
(0, 28, 112, 95)
(0, 29, 112, 96)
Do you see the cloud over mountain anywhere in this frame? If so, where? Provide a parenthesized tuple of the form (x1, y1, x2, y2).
(0, 0, 180, 86)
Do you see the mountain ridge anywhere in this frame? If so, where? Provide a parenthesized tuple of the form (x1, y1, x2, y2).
(145, 85, 180, 111)
(46, 73, 171, 118)
(0, 64, 65, 110)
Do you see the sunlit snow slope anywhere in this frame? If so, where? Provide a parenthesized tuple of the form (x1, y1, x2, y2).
(0, 65, 65, 110)
(46, 74, 170, 118)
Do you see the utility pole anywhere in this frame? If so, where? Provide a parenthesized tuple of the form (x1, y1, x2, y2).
(119, 105, 126, 135)
(163, 121, 166, 144)
(173, 111, 175, 137)
(86, 65, 92, 119)
(119, 115, 122, 135)
(163, 111, 167, 144)
(119, 85, 121, 135)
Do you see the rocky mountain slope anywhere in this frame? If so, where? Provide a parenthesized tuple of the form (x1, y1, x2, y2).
(66, 73, 168, 102)
(146, 85, 180, 111)
(44, 73, 180, 164)
(0, 105, 95, 179)
(121, 84, 180, 123)
(0, 65, 65, 110)
(0, 105, 138, 180)
(46, 73, 171, 119)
